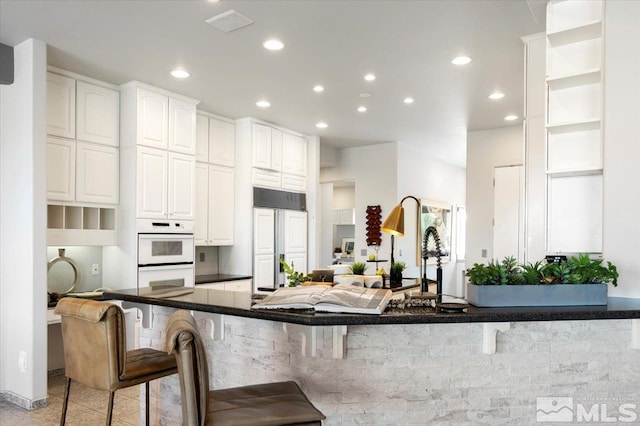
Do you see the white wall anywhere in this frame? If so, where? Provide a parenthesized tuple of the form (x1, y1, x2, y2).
(466, 125, 523, 269)
(602, 0, 640, 298)
(0, 39, 48, 407)
(333, 186, 355, 209)
(46, 246, 104, 292)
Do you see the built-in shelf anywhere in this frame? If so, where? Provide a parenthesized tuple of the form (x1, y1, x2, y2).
(546, 69, 601, 88)
(546, 118, 600, 131)
(545, 167, 602, 178)
(547, 20, 602, 46)
(47, 204, 117, 246)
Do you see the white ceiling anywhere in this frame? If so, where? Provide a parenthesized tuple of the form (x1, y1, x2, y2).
(0, 0, 545, 167)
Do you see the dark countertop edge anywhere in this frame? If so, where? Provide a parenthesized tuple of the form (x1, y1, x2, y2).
(195, 274, 252, 284)
(103, 292, 640, 327)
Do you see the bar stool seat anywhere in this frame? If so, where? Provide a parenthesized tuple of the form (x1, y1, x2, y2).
(166, 310, 326, 425)
(55, 297, 178, 425)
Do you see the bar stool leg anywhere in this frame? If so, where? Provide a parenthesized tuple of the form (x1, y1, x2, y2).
(145, 381, 150, 426)
(60, 377, 71, 426)
(106, 391, 115, 426)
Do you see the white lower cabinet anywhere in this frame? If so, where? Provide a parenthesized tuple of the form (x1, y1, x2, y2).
(195, 163, 234, 245)
(198, 279, 252, 292)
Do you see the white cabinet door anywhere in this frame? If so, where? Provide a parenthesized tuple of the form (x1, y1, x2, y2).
(254, 208, 275, 255)
(195, 114, 209, 162)
(194, 163, 209, 245)
(75, 142, 119, 204)
(339, 208, 355, 225)
(285, 252, 307, 275)
(47, 73, 75, 139)
(46, 137, 76, 201)
(270, 128, 283, 172)
(76, 81, 119, 147)
(284, 210, 308, 253)
(136, 146, 167, 218)
(209, 118, 235, 167)
(254, 254, 275, 289)
(168, 98, 196, 155)
(168, 152, 195, 220)
(137, 89, 168, 149)
(252, 124, 272, 169)
(282, 133, 307, 176)
(208, 165, 234, 245)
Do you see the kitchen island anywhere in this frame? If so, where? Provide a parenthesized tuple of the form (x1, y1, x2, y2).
(104, 287, 640, 425)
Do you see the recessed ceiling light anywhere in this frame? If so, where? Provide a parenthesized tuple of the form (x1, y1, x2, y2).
(313, 85, 324, 93)
(360, 93, 372, 98)
(170, 69, 190, 79)
(489, 92, 505, 100)
(451, 56, 472, 65)
(357, 106, 367, 112)
(316, 122, 328, 129)
(263, 39, 284, 51)
(404, 97, 414, 104)
(364, 73, 376, 82)
(256, 100, 271, 108)
(505, 114, 518, 121)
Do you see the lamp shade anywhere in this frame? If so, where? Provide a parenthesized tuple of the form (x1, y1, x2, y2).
(381, 204, 405, 236)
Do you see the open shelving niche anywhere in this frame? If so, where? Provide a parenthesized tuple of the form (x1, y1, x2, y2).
(545, 0, 604, 254)
(47, 204, 117, 246)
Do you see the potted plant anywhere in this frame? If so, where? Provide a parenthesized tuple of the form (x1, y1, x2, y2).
(351, 262, 366, 275)
(389, 261, 406, 288)
(279, 259, 312, 287)
(466, 254, 618, 307)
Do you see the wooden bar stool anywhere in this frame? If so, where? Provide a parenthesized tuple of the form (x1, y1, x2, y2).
(166, 310, 326, 425)
(55, 297, 178, 425)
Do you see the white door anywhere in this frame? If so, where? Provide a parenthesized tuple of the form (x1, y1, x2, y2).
(75, 142, 119, 204)
(254, 254, 275, 290)
(284, 210, 308, 253)
(209, 118, 235, 167)
(493, 166, 524, 262)
(46, 73, 75, 139)
(137, 89, 168, 149)
(252, 124, 272, 169)
(136, 146, 167, 218)
(194, 163, 209, 245)
(46, 137, 76, 201)
(253, 208, 275, 255)
(195, 114, 209, 162)
(168, 98, 196, 154)
(168, 152, 195, 220)
(208, 165, 234, 245)
(76, 81, 119, 147)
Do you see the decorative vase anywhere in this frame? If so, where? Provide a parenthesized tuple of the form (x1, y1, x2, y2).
(390, 270, 402, 288)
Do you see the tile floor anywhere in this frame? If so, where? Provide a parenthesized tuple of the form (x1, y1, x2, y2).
(0, 374, 142, 425)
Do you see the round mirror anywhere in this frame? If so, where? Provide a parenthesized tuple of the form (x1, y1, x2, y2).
(47, 248, 79, 294)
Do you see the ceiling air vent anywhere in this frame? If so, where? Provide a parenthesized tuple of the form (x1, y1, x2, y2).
(205, 10, 254, 32)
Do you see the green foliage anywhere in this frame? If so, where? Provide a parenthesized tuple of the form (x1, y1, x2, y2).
(351, 262, 367, 275)
(279, 259, 312, 287)
(390, 261, 406, 274)
(467, 254, 618, 287)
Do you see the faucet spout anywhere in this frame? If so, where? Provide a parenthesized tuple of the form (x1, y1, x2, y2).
(421, 226, 443, 300)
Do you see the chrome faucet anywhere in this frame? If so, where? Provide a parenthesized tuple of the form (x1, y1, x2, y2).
(421, 226, 443, 301)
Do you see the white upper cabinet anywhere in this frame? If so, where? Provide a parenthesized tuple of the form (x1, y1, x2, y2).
(46, 137, 76, 201)
(196, 113, 236, 166)
(282, 133, 308, 177)
(136, 146, 168, 218)
(209, 118, 235, 167)
(76, 81, 119, 147)
(270, 128, 283, 172)
(252, 123, 273, 169)
(75, 142, 119, 204)
(137, 88, 169, 149)
(47, 73, 76, 139)
(195, 114, 209, 162)
(168, 98, 196, 155)
(168, 152, 195, 220)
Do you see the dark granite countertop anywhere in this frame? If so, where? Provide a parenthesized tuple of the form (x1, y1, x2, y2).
(195, 274, 252, 284)
(103, 287, 640, 326)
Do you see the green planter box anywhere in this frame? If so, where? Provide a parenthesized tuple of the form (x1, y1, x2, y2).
(466, 283, 608, 307)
